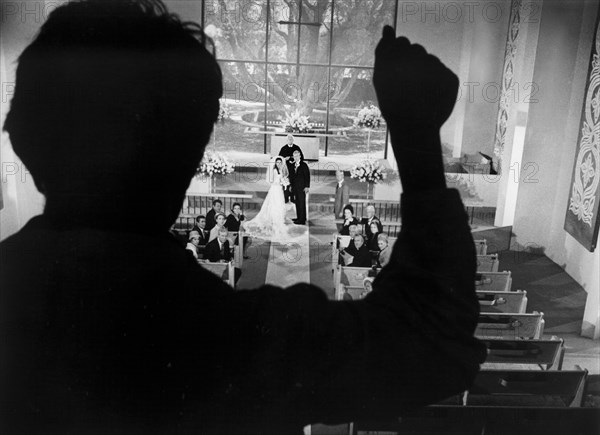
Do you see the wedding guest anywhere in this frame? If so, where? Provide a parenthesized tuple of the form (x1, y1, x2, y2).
(205, 199, 223, 232)
(377, 233, 392, 268)
(342, 234, 371, 268)
(209, 212, 227, 242)
(367, 220, 384, 251)
(186, 230, 201, 260)
(1, 4, 485, 431)
(205, 227, 232, 262)
(340, 205, 360, 235)
(225, 203, 245, 231)
(333, 170, 350, 219)
(361, 205, 379, 239)
(191, 215, 209, 246)
(226, 202, 251, 259)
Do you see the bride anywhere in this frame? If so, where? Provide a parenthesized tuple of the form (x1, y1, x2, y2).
(243, 156, 293, 241)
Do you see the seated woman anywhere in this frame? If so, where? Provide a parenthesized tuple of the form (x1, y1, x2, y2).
(341, 234, 371, 268)
(367, 220, 383, 251)
(340, 205, 360, 236)
(376, 233, 392, 268)
(226, 202, 251, 259)
(209, 212, 227, 243)
(186, 230, 201, 260)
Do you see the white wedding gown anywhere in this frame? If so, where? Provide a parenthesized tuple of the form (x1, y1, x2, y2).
(243, 171, 293, 242)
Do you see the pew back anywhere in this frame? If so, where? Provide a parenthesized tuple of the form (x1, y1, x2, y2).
(481, 338, 564, 370)
(201, 261, 235, 288)
(475, 271, 512, 292)
(477, 290, 527, 313)
(476, 312, 545, 339)
(476, 254, 499, 272)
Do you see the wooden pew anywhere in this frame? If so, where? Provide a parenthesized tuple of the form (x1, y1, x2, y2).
(476, 254, 499, 272)
(200, 261, 235, 288)
(481, 338, 565, 370)
(475, 271, 512, 292)
(227, 231, 245, 269)
(335, 285, 370, 301)
(465, 369, 588, 407)
(476, 312, 545, 339)
(334, 266, 372, 297)
(474, 239, 487, 255)
(351, 406, 600, 435)
(477, 290, 528, 313)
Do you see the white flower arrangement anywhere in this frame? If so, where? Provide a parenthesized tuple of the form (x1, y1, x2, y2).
(216, 99, 230, 123)
(281, 110, 314, 133)
(281, 176, 290, 187)
(350, 159, 387, 184)
(354, 104, 382, 129)
(197, 151, 235, 177)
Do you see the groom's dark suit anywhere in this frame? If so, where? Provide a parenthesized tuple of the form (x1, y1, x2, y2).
(291, 158, 310, 224)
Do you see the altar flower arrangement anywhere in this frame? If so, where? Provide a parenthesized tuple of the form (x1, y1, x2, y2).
(281, 110, 314, 133)
(350, 159, 387, 184)
(216, 99, 231, 123)
(197, 151, 235, 177)
(354, 104, 382, 129)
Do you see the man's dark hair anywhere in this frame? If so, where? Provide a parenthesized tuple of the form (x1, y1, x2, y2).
(212, 199, 223, 206)
(4, 0, 222, 229)
(196, 215, 206, 222)
(231, 202, 241, 210)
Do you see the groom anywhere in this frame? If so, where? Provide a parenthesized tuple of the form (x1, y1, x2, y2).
(290, 150, 310, 225)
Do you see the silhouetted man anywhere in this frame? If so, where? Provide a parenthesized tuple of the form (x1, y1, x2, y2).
(0, 2, 485, 433)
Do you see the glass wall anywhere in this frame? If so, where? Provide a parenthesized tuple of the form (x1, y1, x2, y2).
(199, 0, 397, 157)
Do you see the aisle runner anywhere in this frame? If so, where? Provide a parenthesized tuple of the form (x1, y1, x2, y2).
(264, 204, 311, 287)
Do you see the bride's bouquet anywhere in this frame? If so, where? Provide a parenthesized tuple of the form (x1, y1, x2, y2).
(281, 176, 290, 188)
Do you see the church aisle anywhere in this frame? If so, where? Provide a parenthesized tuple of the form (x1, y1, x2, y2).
(264, 204, 310, 287)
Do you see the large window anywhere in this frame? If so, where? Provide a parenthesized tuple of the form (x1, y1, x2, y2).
(198, 0, 397, 157)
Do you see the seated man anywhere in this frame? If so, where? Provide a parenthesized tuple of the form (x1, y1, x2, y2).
(190, 215, 209, 246)
(0, 3, 485, 432)
(341, 234, 372, 268)
(361, 205, 379, 239)
(204, 227, 232, 263)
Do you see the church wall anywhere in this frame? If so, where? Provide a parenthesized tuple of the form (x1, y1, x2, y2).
(512, 0, 600, 338)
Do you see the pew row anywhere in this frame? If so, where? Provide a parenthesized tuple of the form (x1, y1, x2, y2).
(481, 338, 565, 370)
(351, 371, 596, 435)
(476, 312, 545, 339)
(477, 254, 499, 272)
(475, 271, 512, 292)
(477, 290, 527, 313)
(200, 261, 235, 288)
